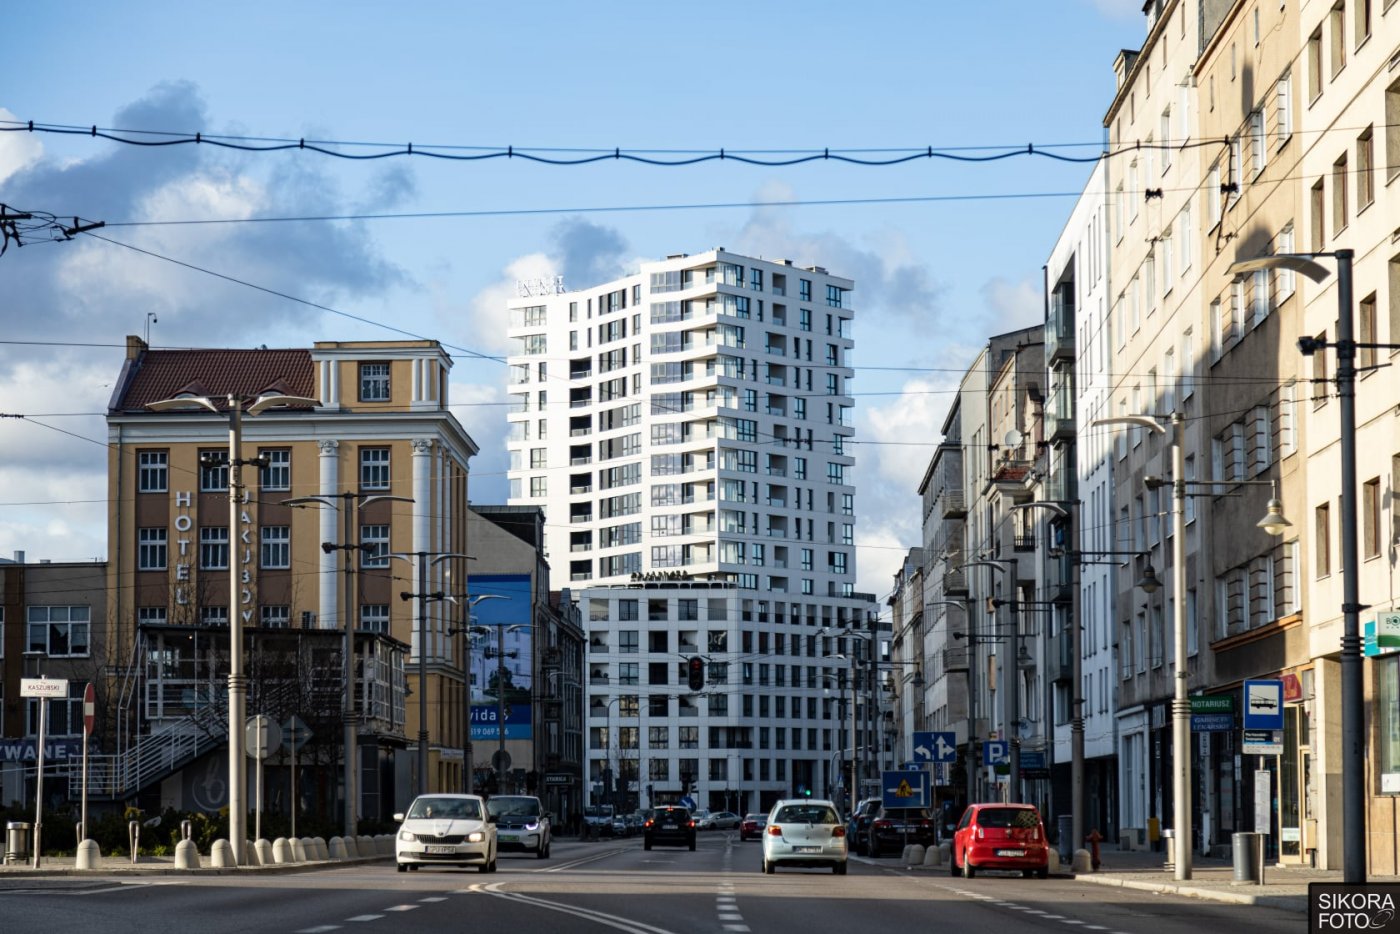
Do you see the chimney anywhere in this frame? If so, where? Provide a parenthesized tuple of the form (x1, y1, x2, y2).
(13, 550, 24, 564)
(127, 334, 147, 360)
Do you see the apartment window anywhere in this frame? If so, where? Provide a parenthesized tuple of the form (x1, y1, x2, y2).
(137, 527, 167, 571)
(1179, 202, 1192, 274)
(1274, 75, 1292, 147)
(1208, 163, 1221, 224)
(1308, 27, 1323, 100)
(27, 605, 90, 657)
(360, 604, 389, 634)
(137, 450, 168, 493)
(260, 606, 290, 629)
(200, 450, 229, 492)
(259, 449, 290, 490)
(359, 362, 390, 401)
(361, 447, 390, 490)
(1229, 136, 1242, 206)
(1360, 294, 1378, 369)
(529, 476, 547, 497)
(1276, 227, 1296, 301)
(1330, 2, 1346, 78)
(1358, 127, 1375, 210)
(201, 606, 229, 627)
(1316, 502, 1332, 577)
(826, 462, 845, 485)
(1333, 154, 1349, 233)
(1389, 79, 1400, 183)
(1250, 110, 1266, 177)
(1392, 254, 1400, 354)
(26, 681, 85, 736)
(1310, 179, 1325, 251)
(260, 526, 290, 569)
(1364, 478, 1381, 559)
(1160, 108, 1172, 171)
(199, 527, 229, 569)
(1355, 0, 1371, 48)
(360, 524, 389, 568)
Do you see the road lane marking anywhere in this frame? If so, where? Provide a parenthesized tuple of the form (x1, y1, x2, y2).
(419, 897, 447, 902)
(469, 882, 680, 934)
(383, 905, 418, 911)
(345, 916, 383, 922)
(723, 927, 750, 932)
(296, 927, 341, 933)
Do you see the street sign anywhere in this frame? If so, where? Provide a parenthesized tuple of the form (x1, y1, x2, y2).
(20, 678, 68, 698)
(881, 769, 930, 809)
(1189, 694, 1234, 714)
(1018, 749, 1049, 779)
(1363, 614, 1400, 657)
(245, 715, 282, 760)
(282, 715, 312, 753)
(491, 749, 512, 773)
(679, 795, 697, 810)
(1243, 729, 1282, 756)
(82, 683, 96, 736)
(1254, 770, 1272, 835)
(983, 740, 1010, 767)
(1243, 680, 1284, 731)
(1191, 713, 1233, 732)
(912, 731, 957, 764)
(543, 772, 574, 787)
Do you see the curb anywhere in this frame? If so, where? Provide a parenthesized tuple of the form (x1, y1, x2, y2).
(1071, 870, 1308, 914)
(0, 856, 389, 878)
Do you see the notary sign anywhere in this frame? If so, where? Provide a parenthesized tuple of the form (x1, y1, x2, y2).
(21, 678, 69, 698)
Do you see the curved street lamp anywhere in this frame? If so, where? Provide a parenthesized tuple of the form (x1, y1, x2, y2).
(146, 391, 318, 866)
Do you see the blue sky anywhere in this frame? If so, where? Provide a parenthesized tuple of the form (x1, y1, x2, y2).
(1, 0, 1144, 595)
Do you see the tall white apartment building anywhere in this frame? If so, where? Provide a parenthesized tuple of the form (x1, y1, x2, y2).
(506, 249, 878, 814)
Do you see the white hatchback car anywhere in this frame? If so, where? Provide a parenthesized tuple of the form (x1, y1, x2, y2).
(761, 799, 848, 874)
(395, 793, 497, 873)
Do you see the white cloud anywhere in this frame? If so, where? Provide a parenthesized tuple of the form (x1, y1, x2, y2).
(980, 274, 1043, 334)
(1086, 0, 1142, 20)
(0, 108, 42, 185)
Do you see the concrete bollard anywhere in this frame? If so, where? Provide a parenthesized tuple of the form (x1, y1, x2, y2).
(375, 835, 390, 856)
(1072, 848, 1094, 874)
(75, 839, 102, 870)
(289, 837, 307, 861)
(1047, 848, 1061, 874)
(923, 844, 944, 867)
(906, 844, 926, 866)
(174, 839, 200, 869)
(312, 837, 328, 860)
(343, 837, 360, 858)
(246, 841, 259, 865)
(209, 839, 234, 868)
(328, 836, 350, 860)
(254, 839, 273, 866)
(272, 838, 293, 864)
(356, 834, 374, 857)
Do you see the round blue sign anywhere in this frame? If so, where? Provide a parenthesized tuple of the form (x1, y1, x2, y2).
(680, 795, 697, 810)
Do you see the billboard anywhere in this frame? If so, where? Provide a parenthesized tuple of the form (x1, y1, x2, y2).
(468, 574, 534, 741)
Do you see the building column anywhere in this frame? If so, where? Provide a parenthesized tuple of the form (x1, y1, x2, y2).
(318, 440, 340, 630)
(411, 438, 434, 660)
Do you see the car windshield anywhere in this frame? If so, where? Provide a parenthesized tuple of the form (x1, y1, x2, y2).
(486, 797, 540, 818)
(977, 807, 1040, 829)
(774, 804, 839, 825)
(656, 808, 688, 819)
(407, 797, 480, 820)
(884, 808, 931, 819)
(584, 806, 612, 817)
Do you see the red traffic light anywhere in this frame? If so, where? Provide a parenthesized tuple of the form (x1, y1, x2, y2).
(687, 656, 705, 691)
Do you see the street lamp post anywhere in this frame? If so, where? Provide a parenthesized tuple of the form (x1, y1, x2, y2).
(962, 560, 1016, 799)
(447, 594, 509, 795)
(926, 600, 971, 802)
(821, 667, 855, 811)
(285, 492, 412, 839)
(147, 390, 318, 866)
(1230, 250, 1380, 883)
(391, 551, 471, 796)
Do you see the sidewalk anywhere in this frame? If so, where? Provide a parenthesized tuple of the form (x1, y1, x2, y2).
(1065, 846, 1400, 914)
(0, 851, 388, 877)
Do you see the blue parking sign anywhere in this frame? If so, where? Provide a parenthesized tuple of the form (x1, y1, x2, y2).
(983, 740, 1010, 766)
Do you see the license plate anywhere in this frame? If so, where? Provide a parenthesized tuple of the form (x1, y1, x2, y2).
(425, 845, 457, 854)
(500, 834, 518, 842)
(662, 823, 678, 829)
(794, 845, 821, 853)
(996, 849, 1026, 857)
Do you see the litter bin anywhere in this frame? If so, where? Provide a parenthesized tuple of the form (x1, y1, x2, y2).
(1232, 832, 1263, 884)
(5, 822, 31, 864)
(1161, 829, 1174, 870)
(1057, 814, 1074, 862)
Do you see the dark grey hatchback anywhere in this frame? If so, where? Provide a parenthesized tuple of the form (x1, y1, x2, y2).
(644, 805, 696, 850)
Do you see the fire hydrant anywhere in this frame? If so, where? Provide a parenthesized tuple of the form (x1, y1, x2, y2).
(1086, 828, 1103, 870)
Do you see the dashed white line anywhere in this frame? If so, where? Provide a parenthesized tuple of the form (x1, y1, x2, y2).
(722, 927, 750, 932)
(296, 927, 340, 933)
(345, 916, 384, 923)
(383, 905, 419, 912)
(419, 897, 447, 903)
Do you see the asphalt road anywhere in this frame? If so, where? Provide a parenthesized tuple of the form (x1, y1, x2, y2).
(0, 832, 1307, 934)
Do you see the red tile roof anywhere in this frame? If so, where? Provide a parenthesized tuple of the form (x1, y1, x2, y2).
(113, 348, 317, 412)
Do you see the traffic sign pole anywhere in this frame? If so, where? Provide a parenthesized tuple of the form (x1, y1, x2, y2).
(81, 682, 95, 843)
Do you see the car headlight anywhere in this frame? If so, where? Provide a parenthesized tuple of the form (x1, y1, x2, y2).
(525, 821, 539, 831)
(398, 830, 418, 842)
(467, 831, 485, 843)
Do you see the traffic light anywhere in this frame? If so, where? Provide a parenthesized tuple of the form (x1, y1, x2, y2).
(688, 656, 705, 691)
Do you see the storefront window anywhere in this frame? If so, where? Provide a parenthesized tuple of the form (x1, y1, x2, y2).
(1379, 657, 1400, 793)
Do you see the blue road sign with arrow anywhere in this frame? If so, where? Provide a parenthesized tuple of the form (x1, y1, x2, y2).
(881, 769, 930, 809)
(913, 731, 958, 763)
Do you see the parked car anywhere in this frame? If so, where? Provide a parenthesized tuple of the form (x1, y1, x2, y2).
(951, 803, 1049, 879)
(847, 798, 881, 856)
(761, 799, 848, 874)
(866, 804, 936, 857)
(485, 794, 551, 859)
(701, 810, 740, 830)
(689, 808, 713, 829)
(739, 813, 766, 841)
(643, 805, 696, 850)
(395, 793, 497, 873)
(584, 804, 616, 837)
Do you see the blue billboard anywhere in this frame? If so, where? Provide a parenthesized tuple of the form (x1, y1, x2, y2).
(468, 574, 534, 740)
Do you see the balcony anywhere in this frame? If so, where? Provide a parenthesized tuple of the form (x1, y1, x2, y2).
(1047, 379, 1075, 444)
(1013, 533, 1036, 553)
(570, 513, 593, 524)
(940, 489, 967, 519)
(943, 569, 968, 594)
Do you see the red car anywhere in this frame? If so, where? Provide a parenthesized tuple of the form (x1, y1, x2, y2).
(951, 804, 1049, 878)
(739, 813, 766, 841)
